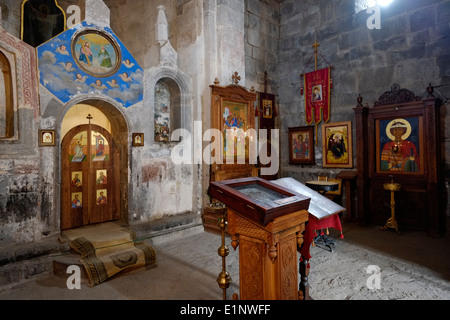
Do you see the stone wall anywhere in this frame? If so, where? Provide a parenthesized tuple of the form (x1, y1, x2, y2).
(1, 0, 450, 290)
(0, 25, 40, 245)
(0, 0, 85, 38)
(245, 0, 281, 93)
(278, 0, 450, 216)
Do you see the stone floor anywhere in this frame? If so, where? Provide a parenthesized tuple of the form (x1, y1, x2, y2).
(0, 221, 449, 301)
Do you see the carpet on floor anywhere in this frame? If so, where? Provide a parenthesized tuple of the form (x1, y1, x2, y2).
(60, 222, 157, 286)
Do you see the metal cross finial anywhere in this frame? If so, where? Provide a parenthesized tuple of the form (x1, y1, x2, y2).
(87, 114, 93, 124)
(232, 72, 241, 85)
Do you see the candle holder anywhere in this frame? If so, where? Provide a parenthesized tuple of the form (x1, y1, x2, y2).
(381, 177, 401, 234)
(216, 209, 231, 300)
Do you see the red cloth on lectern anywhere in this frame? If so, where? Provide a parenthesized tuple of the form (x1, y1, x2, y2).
(300, 212, 344, 260)
(304, 68, 331, 124)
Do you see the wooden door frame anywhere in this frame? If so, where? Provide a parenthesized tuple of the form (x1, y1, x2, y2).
(57, 98, 130, 231)
(61, 123, 119, 229)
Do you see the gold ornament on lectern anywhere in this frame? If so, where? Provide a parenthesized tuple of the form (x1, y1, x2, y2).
(217, 210, 231, 300)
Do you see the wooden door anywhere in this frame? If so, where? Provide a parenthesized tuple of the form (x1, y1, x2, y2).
(61, 124, 119, 230)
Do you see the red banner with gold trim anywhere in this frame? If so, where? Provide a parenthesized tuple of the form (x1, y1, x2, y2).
(304, 67, 331, 124)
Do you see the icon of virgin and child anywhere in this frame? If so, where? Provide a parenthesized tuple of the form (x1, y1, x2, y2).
(380, 118, 420, 172)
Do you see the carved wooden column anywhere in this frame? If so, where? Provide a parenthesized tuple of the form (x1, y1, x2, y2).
(228, 208, 308, 300)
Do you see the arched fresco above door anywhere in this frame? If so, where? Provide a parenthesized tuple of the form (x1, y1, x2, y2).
(37, 21, 143, 108)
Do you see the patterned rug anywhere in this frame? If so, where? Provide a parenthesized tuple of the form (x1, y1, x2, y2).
(62, 222, 157, 287)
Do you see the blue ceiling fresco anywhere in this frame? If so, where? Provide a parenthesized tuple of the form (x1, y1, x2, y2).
(38, 21, 143, 108)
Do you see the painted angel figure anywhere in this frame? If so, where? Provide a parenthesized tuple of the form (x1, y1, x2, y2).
(74, 73, 88, 83)
(122, 59, 135, 68)
(71, 139, 86, 162)
(73, 141, 84, 159)
(60, 62, 76, 72)
(91, 80, 107, 90)
(56, 44, 69, 55)
(119, 72, 133, 82)
(107, 79, 120, 88)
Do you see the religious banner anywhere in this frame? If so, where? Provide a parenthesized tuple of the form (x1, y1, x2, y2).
(303, 67, 331, 125)
(258, 92, 276, 131)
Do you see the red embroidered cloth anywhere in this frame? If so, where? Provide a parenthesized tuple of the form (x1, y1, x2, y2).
(304, 67, 331, 124)
(300, 212, 344, 260)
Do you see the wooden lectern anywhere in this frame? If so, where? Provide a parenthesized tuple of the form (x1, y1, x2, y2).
(209, 177, 310, 300)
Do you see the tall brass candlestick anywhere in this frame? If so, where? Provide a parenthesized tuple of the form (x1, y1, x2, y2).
(217, 211, 231, 300)
(382, 177, 401, 234)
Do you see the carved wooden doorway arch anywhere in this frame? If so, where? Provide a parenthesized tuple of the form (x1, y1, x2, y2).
(61, 123, 120, 230)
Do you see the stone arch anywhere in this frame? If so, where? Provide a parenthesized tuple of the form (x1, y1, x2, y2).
(145, 66, 193, 145)
(0, 50, 13, 138)
(144, 65, 202, 216)
(154, 78, 181, 142)
(56, 95, 130, 227)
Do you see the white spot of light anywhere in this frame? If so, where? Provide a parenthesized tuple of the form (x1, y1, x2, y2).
(377, 0, 394, 7)
(355, 0, 394, 13)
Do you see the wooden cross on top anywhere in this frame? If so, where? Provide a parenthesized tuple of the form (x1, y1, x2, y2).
(232, 71, 241, 85)
(264, 71, 268, 93)
(312, 41, 320, 71)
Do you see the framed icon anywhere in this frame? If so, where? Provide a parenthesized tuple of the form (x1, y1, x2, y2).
(322, 121, 353, 168)
(262, 99, 273, 119)
(96, 170, 107, 185)
(288, 126, 315, 165)
(96, 189, 108, 205)
(375, 116, 423, 174)
(71, 192, 83, 208)
(222, 100, 249, 159)
(71, 171, 82, 187)
(132, 133, 144, 147)
(39, 130, 55, 146)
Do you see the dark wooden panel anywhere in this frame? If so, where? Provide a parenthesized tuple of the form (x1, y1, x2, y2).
(354, 85, 446, 236)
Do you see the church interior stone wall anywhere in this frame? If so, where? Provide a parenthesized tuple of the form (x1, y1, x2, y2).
(278, 0, 450, 193)
(0, 0, 449, 289)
